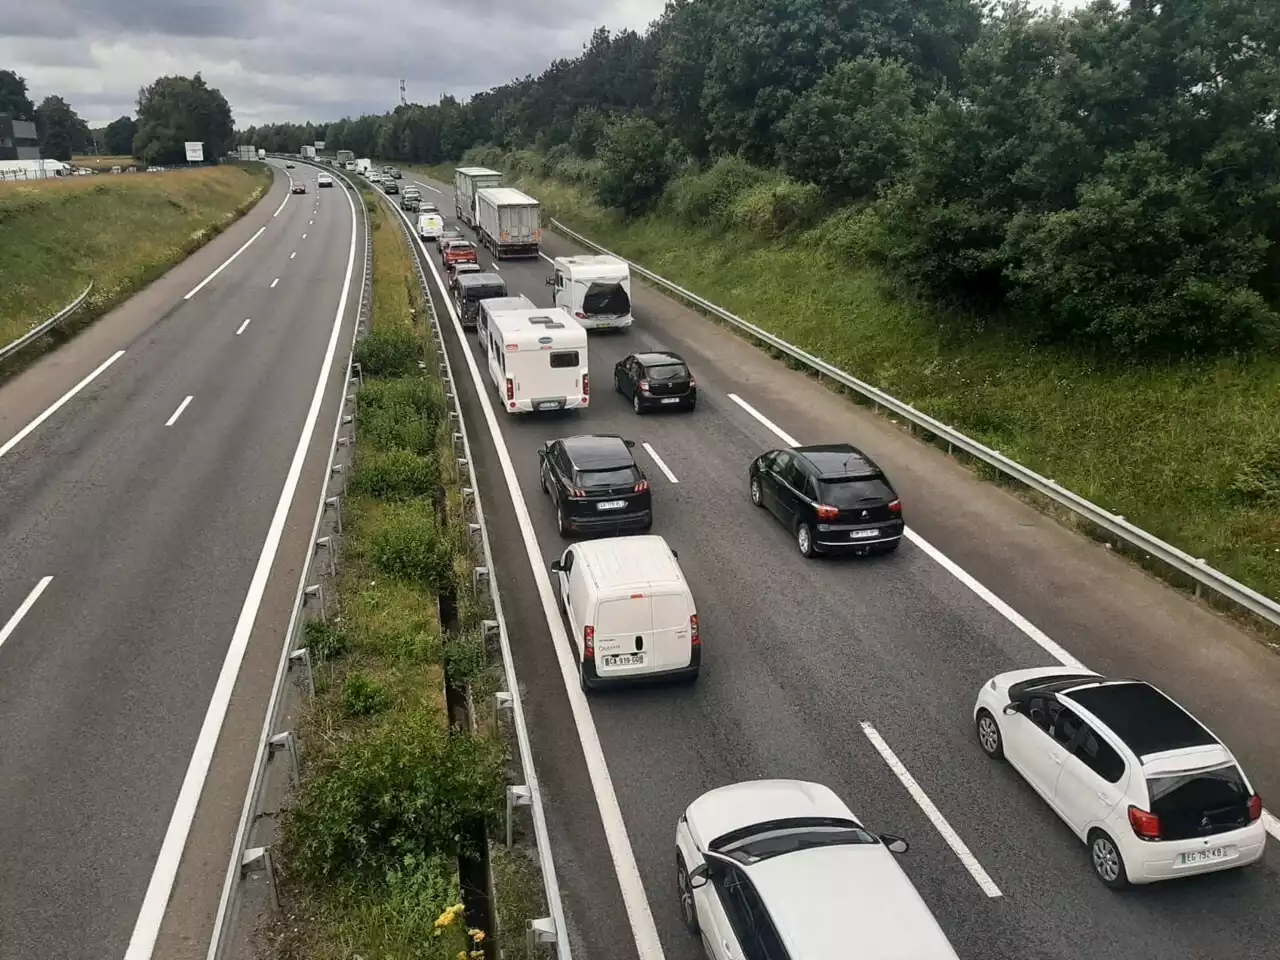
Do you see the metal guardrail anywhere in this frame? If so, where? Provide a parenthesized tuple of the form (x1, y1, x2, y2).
(206, 158, 372, 960)
(549, 218, 1280, 630)
(0, 280, 94, 365)
(379, 183, 572, 959)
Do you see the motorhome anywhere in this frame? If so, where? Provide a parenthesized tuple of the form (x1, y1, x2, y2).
(548, 255, 633, 330)
(483, 307, 589, 414)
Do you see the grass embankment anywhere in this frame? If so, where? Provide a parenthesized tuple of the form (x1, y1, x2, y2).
(268, 188, 538, 959)
(0, 164, 270, 365)
(479, 163, 1280, 619)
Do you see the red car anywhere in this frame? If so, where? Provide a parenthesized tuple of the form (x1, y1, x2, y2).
(442, 239, 478, 267)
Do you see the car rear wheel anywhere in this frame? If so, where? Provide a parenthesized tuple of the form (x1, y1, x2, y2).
(539, 464, 548, 494)
(976, 709, 1003, 759)
(676, 855, 700, 935)
(556, 503, 571, 539)
(614, 373, 623, 394)
(633, 393, 643, 415)
(750, 477, 763, 507)
(1089, 830, 1131, 890)
(797, 522, 816, 558)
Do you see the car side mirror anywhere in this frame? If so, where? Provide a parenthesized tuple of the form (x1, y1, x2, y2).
(623, 439, 635, 448)
(549, 559, 562, 573)
(671, 549, 678, 559)
(1002, 702, 1021, 716)
(687, 863, 710, 888)
(880, 834, 909, 855)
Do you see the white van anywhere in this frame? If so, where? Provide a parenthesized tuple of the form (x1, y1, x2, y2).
(483, 307, 589, 413)
(548, 255, 633, 330)
(550, 535, 700, 691)
(417, 212, 444, 242)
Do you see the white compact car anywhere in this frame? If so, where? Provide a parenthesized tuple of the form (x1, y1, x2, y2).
(676, 780, 959, 960)
(317, 173, 333, 187)
(974, 667, 1266, 888)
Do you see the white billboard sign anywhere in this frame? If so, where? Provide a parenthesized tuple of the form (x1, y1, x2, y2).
(314, 140, 325, 150)
(184, 141, 204, 162)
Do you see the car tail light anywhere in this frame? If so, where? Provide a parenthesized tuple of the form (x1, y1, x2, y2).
(634, 479, 649, 493)
(888, 499, 902, 515)
(583, 373, 590, 397)
(575, 311, 587, 319)
(1128, 805, 1161, 841)
(690, 614, 700, 647)
(689, 377, 696, 388)
(815, 504, 840, 520)
(568, 487, 586, 498)
(505, 378, 514, 401)
(1248, 794, 1262, 821)
(638, 379, 650, 393)
(583, 625, 595, 659)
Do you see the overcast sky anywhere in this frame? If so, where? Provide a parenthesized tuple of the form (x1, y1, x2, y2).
(2, 0, 1090, 129)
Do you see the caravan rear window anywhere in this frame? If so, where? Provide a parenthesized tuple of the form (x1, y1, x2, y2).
(549, 350, 580, 369)
(582, 281, 631, 317)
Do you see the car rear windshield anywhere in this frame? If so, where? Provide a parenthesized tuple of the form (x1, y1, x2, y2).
(645, 362, 689, 381)
(713, 817, 879, 865)
(582, 281, 631, 317)
(576, 466, 639, 488)
(817, 476, 894, 508)
(464, 284, 506, 301)
(1147, 763, 1252, 838)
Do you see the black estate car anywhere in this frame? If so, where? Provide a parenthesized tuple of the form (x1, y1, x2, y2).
(748, 443, 903, 557)
(539, 435, 652, 538)
(613, 351, 697, 413)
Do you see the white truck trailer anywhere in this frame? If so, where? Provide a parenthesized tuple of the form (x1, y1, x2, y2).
(454, 166, 503, 228)
(475, 187, 542, 259)
(301, 145, 317, 159)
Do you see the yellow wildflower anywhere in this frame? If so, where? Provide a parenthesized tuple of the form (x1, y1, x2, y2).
(468, 929, 486, 943)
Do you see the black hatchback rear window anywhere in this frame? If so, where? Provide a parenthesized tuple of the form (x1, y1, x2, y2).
(645, 363, 689, 381)
(817, 477, 893, 508)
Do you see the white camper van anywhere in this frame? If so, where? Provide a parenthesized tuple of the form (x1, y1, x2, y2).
(483, 307, 589, 413)
(550, 535, 700, 690)
(548, 255, 633, 330)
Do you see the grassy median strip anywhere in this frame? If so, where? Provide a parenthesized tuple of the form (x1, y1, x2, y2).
(468, 156, 1280, 615)
(0, 163, 270, 365)
(267, 189, 509, 960)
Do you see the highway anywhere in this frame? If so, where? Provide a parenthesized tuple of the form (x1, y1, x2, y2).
(391, 172, 1280, 960)
(0, 160, 363, 960)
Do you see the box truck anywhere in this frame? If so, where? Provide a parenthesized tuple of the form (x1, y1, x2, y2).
(301, 145, 316, 159)
(257, 148, 266, 160)
(356, 158, 372, 174)
(336, 149, 354, 166)
(475, 187, 541, 259)
(454, 166, 503, 228)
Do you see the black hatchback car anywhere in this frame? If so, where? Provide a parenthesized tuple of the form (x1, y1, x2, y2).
(613, 351, 697, 413)
(538, 435, 652, 538)
(748, 443, 903, 557)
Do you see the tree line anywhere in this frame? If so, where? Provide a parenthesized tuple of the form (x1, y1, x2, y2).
(240, 0, 1280, 356)
(1, 69, 236, 165)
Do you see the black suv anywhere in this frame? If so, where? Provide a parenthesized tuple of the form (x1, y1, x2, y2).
(538, 435, 652, 538)
(748, 443, 903, 557)
(614, 351, 696, 413)
(454, 272, 507, 328)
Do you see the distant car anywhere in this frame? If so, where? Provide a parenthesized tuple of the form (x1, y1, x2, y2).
(291, 182, 307, 194)
(317, 173, 333, 187)
(538, 435, 651, 538)
(400, 189, 420, 211)
(382, 179, 398, 194)
(614, 351, 696, 413)
(420, 202, 439, 214)
(748, 442, 903, 558)
(390, 168, 402, 179)
(442, 240, 478, 267)
(368, 172, 382, 184)
(974, 668, 1267, 889)
(146, 165, 162, 173)
(448, 262, 483, 289)
(438, 228, 462, 251)
(675, 780, 957, 960)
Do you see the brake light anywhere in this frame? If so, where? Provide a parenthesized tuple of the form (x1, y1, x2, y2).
(888, 499, 902, 514)
(505, 378, 514, 401)
(568, 488, 586, 498)
(583, 373, 590, 397)
(1248, 794, 1262, 821)
(689, 377, 696, 388)
(638, 379, 650, 393)
(690, 614, 700, 647)
(583, 625, 595, 659)
(634, 479, 649, 493)
(815, 504, 840, 520)
(1127, 805, 1161, 841)
(575, 311, 587, 319)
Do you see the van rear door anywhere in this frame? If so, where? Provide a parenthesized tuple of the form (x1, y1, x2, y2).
(650, 590, 693, 670)
(593, 595, 653, 679)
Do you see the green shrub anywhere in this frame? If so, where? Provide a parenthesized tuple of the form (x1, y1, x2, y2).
(355, 324, 420, 377)
(286, 712, 504, 882)
(340, 671, 392, 717)
(304, 620, 349, 662)
(350, 448, 439, 500)
(368, 508, 456, 589)
(442, 630, 488, 689)
(358, 377, 447, 453)
(727, 178, 823, 236)
(662, 156, 774, 227)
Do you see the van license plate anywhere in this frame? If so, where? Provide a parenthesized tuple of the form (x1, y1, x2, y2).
(535, 400, 563, 411)
(597, 500, 627, 510)
(850, 529, 880, 539)
(1181, 847, 1230, 865)
(603, 653, 646, 667)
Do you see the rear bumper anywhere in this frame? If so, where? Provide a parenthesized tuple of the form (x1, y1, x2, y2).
(564, 507, 651, 534)
(580, 316, 633, 330)
(815, 519, 905, 552)
(1124, 821, 1267, 883)
(638, 390, 696, 410)
(493, 242, 541, 259)
(583, 648, 701, 689)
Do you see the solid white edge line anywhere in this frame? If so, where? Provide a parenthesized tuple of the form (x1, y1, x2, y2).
(861, 722, 1003, 898)
(290, 251, 296, 259)
(0, 576, 53, 652)
(183, 226, 266, 300)
(164, 395, 193, 427)
(270, 278, 279, 289)
(273, 186, 289, 217)
(235, 318, 251, 336)
(1264, 810, 1280, 842)
(389, 199, 666, 960)
(641, 442, 678, 484)
(0, 350, 126, 461)
(122, 160, 359, 960)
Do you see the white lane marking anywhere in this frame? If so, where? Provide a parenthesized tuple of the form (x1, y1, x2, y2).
(164, 395, 193, 426)
(388, 199, 666, 960)
(725, 393, 1085, 668)
(303, 233, 308, 239)
(641, 442, 678, 484)
(236, 318, 251, 336)
(538, 252, 553, 264)
(1264, 810, 1280, 842)
(0, 577, 53, 653)
(861, 722, 1002, 898)
(183, 227, 266, 300)
(123, 158, 360, 960)
(290, 251, 296, 259)
(0, 350, 125, 462)
(270, 277, 279, 289)
(415, 180, 442, 193)
(273, 191, 288, 217)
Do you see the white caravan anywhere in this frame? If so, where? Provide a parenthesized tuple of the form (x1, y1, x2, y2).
(548, 254, 633, 330)
(483, 307, 589, 413)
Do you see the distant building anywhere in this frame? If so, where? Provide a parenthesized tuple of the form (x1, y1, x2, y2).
(0, 113, 41, 161)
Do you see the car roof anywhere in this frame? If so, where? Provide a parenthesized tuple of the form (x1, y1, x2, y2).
(572, 535, 683, 590)
(793, 443, 880, 478)
(458, 272, 503, 286)
(1061, 680, 1219, 758)
(634, 351, 684, 367)
(560, 434, 634, 469)
(448, 240, 475, 249)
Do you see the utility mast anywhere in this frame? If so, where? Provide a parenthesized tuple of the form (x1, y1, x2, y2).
(399, 79, 407, 106)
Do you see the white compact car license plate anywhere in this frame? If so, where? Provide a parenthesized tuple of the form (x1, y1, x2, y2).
(1181, 846, 1231, 865)
(661, 397, 680, 404)
(597, 500, 627, 511)
(603, 653, 646, 667)
(849, 529, 880, 539)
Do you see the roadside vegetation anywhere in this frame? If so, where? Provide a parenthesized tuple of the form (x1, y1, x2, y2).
(70, 154, 135, 171)
(266, 184, 543, 958)
(0, 164, 270, 367)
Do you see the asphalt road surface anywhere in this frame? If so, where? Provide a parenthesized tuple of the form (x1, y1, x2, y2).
(0, 160, 362, 960)
(389, 172, 1280, 960)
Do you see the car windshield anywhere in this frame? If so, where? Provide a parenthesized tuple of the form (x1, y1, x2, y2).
(576, 466, 639, 487)
(816, 476, 894, 508)
(712, 817, 878, 865)
(645, 362, 689, 382)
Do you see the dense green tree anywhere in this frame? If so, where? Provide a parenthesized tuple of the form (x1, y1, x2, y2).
(596, 116, 673, 215)
(0, 69, 36, 119)
(103, 115, 138, 155)
(134, 73, 234, 164)
(35, 95, 90, 160)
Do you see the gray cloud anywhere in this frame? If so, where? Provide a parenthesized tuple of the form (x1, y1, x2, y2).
(0, 0, 668, 126)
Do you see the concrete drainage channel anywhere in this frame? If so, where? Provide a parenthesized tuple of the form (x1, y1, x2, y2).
(208, 157, 571, 960)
